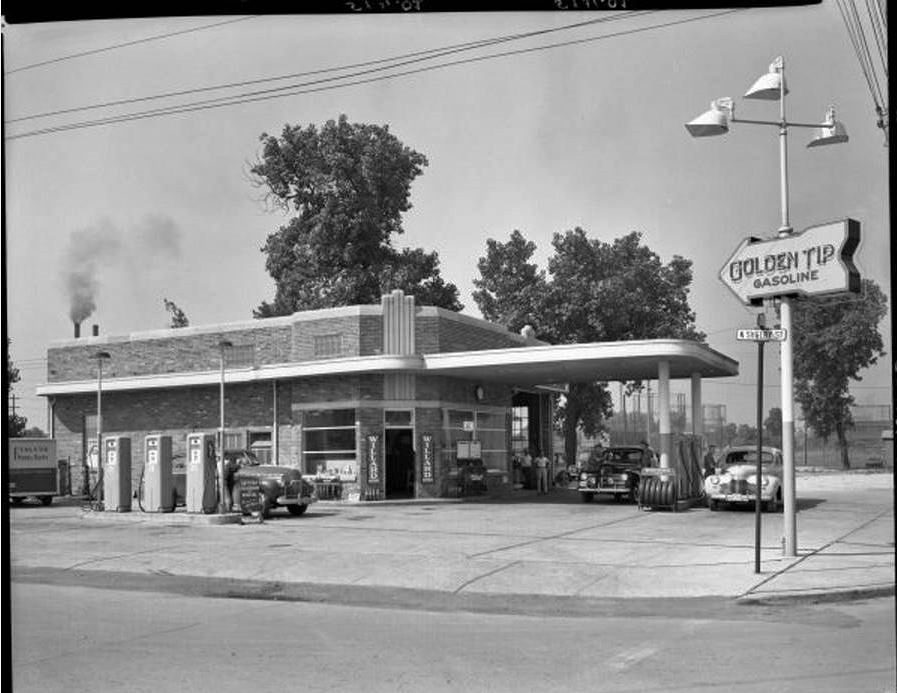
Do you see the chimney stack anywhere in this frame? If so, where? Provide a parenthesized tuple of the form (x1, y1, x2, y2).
(92, 324, 99, 337)
(74, 322, 81, 339)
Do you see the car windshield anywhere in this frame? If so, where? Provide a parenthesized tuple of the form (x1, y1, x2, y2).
(605, 449, 643, 464)
(227, 451, 260, 466)
(724, 450, 778, 466)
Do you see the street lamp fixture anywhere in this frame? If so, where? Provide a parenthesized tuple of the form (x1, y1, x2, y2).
(94, 351, 111, 501)
(218, 339, 233, 513)
(685, 56, 848, 557)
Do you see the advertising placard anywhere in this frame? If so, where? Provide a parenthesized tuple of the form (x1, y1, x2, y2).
(421, 434, 434, 483)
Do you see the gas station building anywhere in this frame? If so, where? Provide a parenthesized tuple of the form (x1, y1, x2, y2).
(37, 290, 739, 501)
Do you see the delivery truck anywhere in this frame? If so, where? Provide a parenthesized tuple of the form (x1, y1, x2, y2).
(8, 438, 59, 506)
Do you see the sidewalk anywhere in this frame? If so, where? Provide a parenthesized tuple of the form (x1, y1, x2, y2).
(9, 470, 893, 613)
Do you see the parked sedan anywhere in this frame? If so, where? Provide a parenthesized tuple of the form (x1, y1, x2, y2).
(229, 451, 317, 518)
(704, 445, 783, 512)
(578, 446, 650, 503)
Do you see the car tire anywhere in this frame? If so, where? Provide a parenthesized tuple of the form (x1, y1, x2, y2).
(258, 493, 270, 519)
(10, 497, 25, 506)
(40, 496, 53, 506)
(286, 503, 308, 516)
(580, 492, 593, 503)
(628, 481, 639, 504)
(708, 498, 719, 511)
(764, 495, 780, 513)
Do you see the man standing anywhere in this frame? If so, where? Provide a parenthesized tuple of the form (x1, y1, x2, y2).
(534, 450, 550, 495)
(703, 445, 718, 478)
(521, 450, 533, 490)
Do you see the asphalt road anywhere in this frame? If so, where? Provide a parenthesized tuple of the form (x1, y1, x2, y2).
(10, 582, 895, 693)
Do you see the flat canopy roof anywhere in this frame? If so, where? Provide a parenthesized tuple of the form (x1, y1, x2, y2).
(423, 339, 739, 385)
(37, 339, 738, 396)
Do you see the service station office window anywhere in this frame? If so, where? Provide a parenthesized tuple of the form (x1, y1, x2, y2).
(303, 408, 357, 480)
(444, 409, 508, 471)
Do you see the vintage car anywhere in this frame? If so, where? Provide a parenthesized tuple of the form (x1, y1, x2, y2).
(229, 450, 317, 518)
(578, 446, 650, 503)
(704, 445, 783, 511)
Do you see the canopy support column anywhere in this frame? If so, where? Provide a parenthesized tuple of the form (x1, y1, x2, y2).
(658, 360, 671, 468)
(691, 372, 703, 438)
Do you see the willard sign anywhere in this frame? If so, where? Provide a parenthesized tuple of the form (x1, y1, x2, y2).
(720, 219, 860, 305)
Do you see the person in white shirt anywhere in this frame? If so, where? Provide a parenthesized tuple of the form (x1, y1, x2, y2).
(534, 450, 550, 495)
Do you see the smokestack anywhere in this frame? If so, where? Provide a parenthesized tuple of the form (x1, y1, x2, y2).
(92, 324, 99, 337)
(74, 322, 81, 339)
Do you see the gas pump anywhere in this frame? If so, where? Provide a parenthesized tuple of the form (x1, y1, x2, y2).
(186, 433, 217, 513)
(103, 436, 132, 512)
(143, 435, 174, 512)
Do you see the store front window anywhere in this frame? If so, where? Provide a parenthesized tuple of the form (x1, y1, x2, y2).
(302, 408, 357, 479)
(444, 408, 509, 471)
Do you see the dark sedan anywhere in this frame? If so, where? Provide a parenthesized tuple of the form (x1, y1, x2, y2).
(578, 446, 650, 503)
(228, 451, 317, 518)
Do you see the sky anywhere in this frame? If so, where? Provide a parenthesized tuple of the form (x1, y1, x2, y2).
(2, 4, 891, 432)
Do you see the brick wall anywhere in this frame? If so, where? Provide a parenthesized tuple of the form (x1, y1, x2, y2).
(415, 313, 528, 354)
(47, 314, 385, 383)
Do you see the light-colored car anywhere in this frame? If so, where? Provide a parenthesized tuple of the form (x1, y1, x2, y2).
(704, 445, 783, 511)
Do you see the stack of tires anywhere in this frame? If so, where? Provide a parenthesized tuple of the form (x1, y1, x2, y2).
(639, 476, 678, 510)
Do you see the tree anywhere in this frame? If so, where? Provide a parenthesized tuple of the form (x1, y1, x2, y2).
(6, 338, 27, 438)
(475, 228, 704, 464)
(164, 298, 189, 328)
(792, 279, 888, 469)
(251, 115, 461, 315)
(764, 407, 782, 447)
(722, 422, 739, 446)
(736, 424, 758, 444)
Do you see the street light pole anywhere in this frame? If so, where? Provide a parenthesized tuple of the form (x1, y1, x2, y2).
(686, 56, 848, 559)
(775, 58, 797, 556)
(218, 339, 233, 514)
(94, 351, 111, 501)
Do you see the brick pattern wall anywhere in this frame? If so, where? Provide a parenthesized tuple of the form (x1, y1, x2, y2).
(47, 325, 293, 382)
(415, 315, 527, 354)
(47, 315, 388, 384)
(53, 381, 284, 495)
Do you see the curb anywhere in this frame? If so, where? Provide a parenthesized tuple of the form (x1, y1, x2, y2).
(736, 584, 896, 606)
(79, 508, 243, 525)
(13, 566, 894, 618)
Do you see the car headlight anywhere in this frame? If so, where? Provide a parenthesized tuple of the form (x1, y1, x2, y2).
(746, 475, 757, 485)
(580, 473, 588, 481)
(621, 473, 628, 481)
(708, 475, 719, 485)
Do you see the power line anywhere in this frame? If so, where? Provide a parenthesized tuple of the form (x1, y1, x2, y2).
(7, 14, 650, 124)
(6, 9, 744, 142)
(4, 16, 261, 75)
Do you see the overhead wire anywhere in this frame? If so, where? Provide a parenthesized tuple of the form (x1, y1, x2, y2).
(836, 0, 888, 144)
(7, 13, 652, 124)
(4, 16, 261, 75)
(5, 9, 744, 141)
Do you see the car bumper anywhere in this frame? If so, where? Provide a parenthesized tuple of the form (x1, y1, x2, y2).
(276, 494, 318, 506)
(707, 491, 772, 503)
(578, 486, 629, 495)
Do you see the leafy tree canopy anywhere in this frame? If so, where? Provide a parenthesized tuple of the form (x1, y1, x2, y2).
(251, 115, 461, 315)
(474, 228, 704, 463)
(792, 279, 888, 468)
(764, 407, 782, 445)
(6, 338, 27, 438)
(164, 298, 189, 328)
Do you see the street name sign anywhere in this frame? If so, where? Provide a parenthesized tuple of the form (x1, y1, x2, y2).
(720, 219, 860, 305)
(736, 328, 787, 342)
